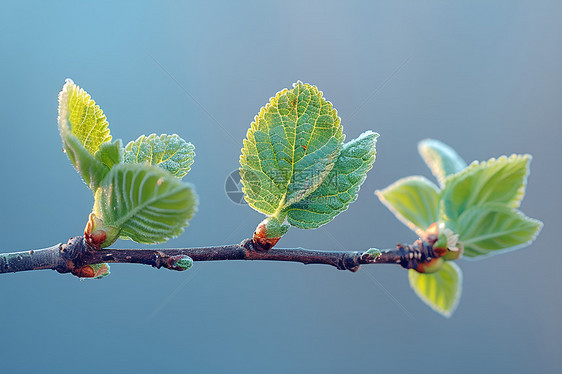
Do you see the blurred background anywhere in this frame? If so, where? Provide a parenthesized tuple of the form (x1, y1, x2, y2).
(1, 1, 560, 373)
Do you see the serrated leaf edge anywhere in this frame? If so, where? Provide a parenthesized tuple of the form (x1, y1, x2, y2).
(124, 133, 195, 178)
(442, 154, 532, 213)
(57, 78, 112, 155)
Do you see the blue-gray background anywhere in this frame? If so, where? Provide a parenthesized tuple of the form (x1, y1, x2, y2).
(1, 1, 560, 373)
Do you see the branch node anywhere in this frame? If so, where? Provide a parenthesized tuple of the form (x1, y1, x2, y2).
(57, 236, 88, 274)
(151, 251, 166, 269)
(340, 252, 362, 272)
(240, 238, 255, 254)
(396, 240, 436, 270)
(251, 237, 279, 251)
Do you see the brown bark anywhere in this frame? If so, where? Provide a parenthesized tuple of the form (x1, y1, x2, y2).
(0, 236, 436, 277)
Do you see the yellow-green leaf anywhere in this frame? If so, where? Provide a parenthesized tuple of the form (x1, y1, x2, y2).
(58, 79, 116, 190)
(455, 203, 543, 259)
(376, 176, 440, 233)
(409, 261, 462, 318)
(58, 79, 112, 155)
(418, 139, 467, 187)
(441, 154, 531, 222)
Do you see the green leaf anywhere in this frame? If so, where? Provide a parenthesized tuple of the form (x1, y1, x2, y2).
(93, 163, 198, 244)
(455, 203, 543, 259)
(376, 176, 440, 233)
(58, 79, 112, 155)
(61, 136, 122, 191)
(284, 131, 378, 229)
(418, 139, 467, 187)
(63, 134, 110, 190)
(58, 79, 115, 190)
(95, 140, 123, 169)
(441, 154, 531, 222)
(409, 261, 462, 318)
(124, 134, 195, 178)
(239, 82, 344, 218)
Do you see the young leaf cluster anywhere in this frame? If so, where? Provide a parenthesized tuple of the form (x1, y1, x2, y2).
(376, 139, 543, 316)
(58, 79, 198, 249)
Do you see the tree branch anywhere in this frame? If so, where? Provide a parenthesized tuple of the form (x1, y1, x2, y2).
(0, 236, 436, 277)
